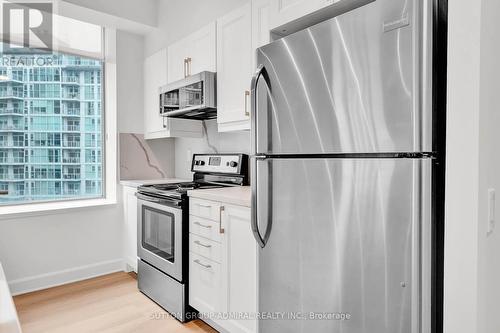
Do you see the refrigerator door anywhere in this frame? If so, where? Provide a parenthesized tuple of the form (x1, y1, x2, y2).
(252, 158, 431, 333)
(251, 0, 432, 155)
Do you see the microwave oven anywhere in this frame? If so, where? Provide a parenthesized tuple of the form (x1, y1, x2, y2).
(159, 71, 216, 120)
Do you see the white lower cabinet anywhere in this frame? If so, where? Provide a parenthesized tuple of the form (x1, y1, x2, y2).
(189, 198, 257, 333)
(122, 185, 138, 272)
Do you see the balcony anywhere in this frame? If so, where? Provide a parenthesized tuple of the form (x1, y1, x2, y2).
(0, 158, 24, 164)
(62, 108, 80, 116)
(0, 124, 24, 131)
(63, 156, 80, 163)
(0, 108, 23, 115)
(63, 125, 80, 132)
(62, 92, 80, 100)
(63, 188, 81, 195)
(62, 76, 79, 84)
(63, 141, 81, 148)
(63, 174, 81, 180)
(0, 174, 24, 180)
(0, 90, 24, 99)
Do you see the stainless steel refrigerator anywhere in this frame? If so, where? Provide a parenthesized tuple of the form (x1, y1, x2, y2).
(250, 0, 434, 332)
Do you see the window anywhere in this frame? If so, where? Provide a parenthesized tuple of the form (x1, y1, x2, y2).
(0, 52, 104, 204)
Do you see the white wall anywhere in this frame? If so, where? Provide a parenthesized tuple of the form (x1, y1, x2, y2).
(446, 1, 500, 333)
(63, 0, 158, 27)
(117, 31, 145, 133)
(444, 1, 481, 332)
(477, 0, 500, 332)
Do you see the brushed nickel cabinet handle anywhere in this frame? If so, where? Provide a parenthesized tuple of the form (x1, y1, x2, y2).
(194, 259, 211, 269)
(186, 57, 192, 77)
(219, 206, 225, 234)
(194, 240, 212, 248)
(194, 221, 212, 229)
(183, 58, 188, 78)
(245, 90, 250, 116)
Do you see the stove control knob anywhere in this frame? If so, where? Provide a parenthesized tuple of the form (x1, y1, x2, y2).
(229, 161, 238, 168)
(194, 160, 200, 166)
(199, 160, 205, 166)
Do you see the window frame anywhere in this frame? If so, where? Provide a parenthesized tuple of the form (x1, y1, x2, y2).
(0, 28, 117, 217)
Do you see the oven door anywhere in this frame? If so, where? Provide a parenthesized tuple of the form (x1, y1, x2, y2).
(137, 194, 183, 282)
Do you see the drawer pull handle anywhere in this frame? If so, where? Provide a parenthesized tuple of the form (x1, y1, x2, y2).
(194, 240, 212, 248)
(194, 221, 212, 229)
(219, 206, 225, 234)
(194, 259, 211, 269)
(198, 203, 212, 208)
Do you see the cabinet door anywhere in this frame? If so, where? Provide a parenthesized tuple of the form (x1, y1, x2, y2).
(252, 0, 271, 55)
(189, 252, 223, 314)
(221, 205, 257, 333)
(144, 49, 167, 137)
(122, 185, 138, 272)
(167, 40, 188, 83)
(269, 0, 330, 30)
(188, 22, 217, 75)
(217, 3, 252, 131)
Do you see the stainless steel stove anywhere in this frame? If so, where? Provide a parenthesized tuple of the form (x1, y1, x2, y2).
(136, 153, 248, 322)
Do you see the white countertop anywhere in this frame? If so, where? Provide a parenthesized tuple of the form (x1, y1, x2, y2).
(120, 178, 190, 188)
(0, 263, 21, 333)
(188, 186, 251, 207)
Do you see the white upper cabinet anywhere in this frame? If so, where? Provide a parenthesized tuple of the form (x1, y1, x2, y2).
(216, 3, 253, 132)
(269, 0, 334, 30)
(252, 0, 272, 57)
(167, 22, 217, 84)
(144, 49, 203, 139)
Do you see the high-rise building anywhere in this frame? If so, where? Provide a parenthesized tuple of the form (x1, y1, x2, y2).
(0, 53, 103, 203)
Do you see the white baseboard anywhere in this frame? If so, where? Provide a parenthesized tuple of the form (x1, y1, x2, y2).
(8, 259, 124, 296)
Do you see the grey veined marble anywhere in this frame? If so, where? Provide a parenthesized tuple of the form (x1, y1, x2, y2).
(119, 133, 166, 180)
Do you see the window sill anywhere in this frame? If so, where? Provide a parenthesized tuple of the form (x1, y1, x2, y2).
(0, 197, 117, 220)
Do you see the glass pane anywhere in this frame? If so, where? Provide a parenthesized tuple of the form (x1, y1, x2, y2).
(0, 47, 104, 204)
(180, 81, 203, 108)
(142, 206, 175, 263)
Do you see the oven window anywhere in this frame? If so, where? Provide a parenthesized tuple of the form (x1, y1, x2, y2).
(142, 206, 175, 263)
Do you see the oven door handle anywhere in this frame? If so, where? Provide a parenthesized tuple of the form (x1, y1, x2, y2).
(135, 192, 180, 206)
(135, 192, 161, 203)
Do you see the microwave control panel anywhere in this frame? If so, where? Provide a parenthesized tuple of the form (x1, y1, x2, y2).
(191, 154, 245, 174)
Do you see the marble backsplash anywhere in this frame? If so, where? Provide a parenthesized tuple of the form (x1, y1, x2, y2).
(119, 133, 171, 180)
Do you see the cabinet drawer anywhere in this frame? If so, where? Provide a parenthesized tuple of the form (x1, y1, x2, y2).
(189, 234, 222, 263)
(189, 215, 222, 243)
(189, 252, 222, 314)
(189, 198, 221, 221)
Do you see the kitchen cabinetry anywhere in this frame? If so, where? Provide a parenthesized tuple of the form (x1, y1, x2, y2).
(143, 49, 203, 139)
(216, 1, 271, 132)
(252, 0, 272, 59)
(189, 197, 257, 333)
(167, 22, 217, 84)
(269, 0, 336, 31)
(122, 185, 138, 272)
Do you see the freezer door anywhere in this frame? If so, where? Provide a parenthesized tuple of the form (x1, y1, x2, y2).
(252, 0, 432, 155)
(253, 158, 431, 333)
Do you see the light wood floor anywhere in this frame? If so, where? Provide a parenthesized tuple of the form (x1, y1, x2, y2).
(13, 272, 218, 333)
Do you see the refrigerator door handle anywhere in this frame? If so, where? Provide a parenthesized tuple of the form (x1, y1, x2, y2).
(251, 155, 272, 248)
(250, 64, 271, 155)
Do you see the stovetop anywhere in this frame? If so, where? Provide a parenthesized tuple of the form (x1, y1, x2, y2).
(136, 153, 248, 201)
(138, 181, 225, 199)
